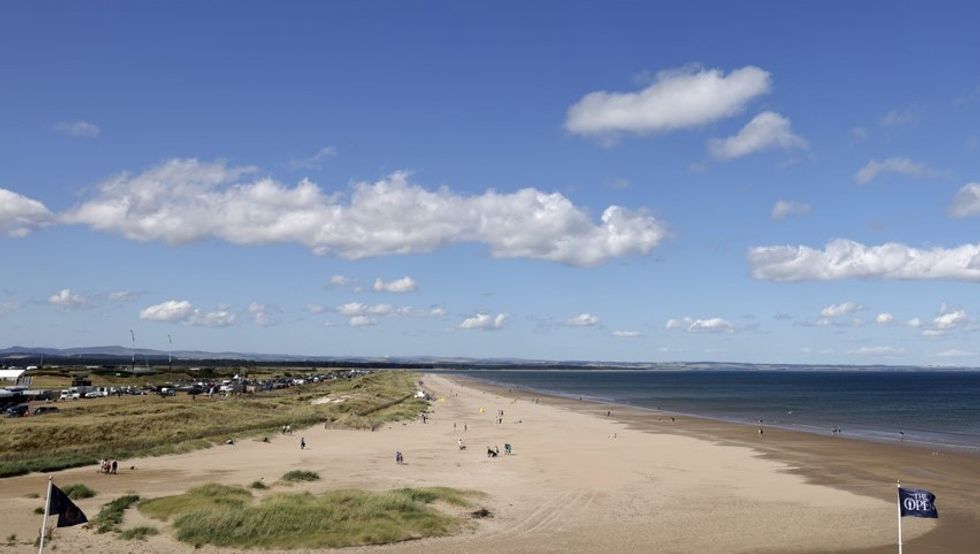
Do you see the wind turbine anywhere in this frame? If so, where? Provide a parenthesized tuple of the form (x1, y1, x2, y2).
(168, 334, 173, 372)
(130, 330, 136, 373)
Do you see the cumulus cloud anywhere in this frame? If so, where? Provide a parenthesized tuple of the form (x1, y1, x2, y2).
(248, 302, 281, 326)
(854, 157, 946, 185)
(48, 289, 93, 310)
(567, 313, 600, 327)
(612, 330, 640, 338)
(771, 199, 811, 220)
(707, 112, 807, 160)
(373, 276, 418, 293)
(748, 239, 980, 282)
(139, 299, 235, 327)
(60, 159, 665, 267)
(305, 303, 328, 314)
(565, 65, 771, 140)
(922, 305, 971, 337)
(459, 312, 508, 330)
(907, 318, 923, 328)
(820, 301, 862, 319)
(851, 345, 905, 356)
(288, 146, 337, 170)
(349, 315, 376, 327)
(948, 183, 980, 218)
(665, 317, 736, 334)
(55, 120, 100, 137)
(0, 188, 54, 237)
(108, 291, 142, 302)
(875, 313, 895, 325)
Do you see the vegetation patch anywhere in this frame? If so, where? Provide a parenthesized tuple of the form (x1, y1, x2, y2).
(89, 495, 140, 534)
(249, 480, 269, 490)
(61, 483, 97, 499)
(0, 371, 424, 477)
(117, 526, 159, 541)
(139, 484, 481, 549)
(280, 470, 320, 482)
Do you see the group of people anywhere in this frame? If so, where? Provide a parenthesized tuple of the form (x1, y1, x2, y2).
(98, 458, 118, 474)
(281, 425, 293, 435)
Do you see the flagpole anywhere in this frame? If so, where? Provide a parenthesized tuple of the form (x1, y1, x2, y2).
(896, 480, 903, 554)
(38, 476, 52, 554)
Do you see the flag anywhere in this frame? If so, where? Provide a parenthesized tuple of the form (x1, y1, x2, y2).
(48, 484, 88, 527)
(898, 487, 938, 519)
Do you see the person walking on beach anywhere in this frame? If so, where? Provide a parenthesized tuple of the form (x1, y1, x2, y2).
(111, 460, 118, 474)
(395, 451, 404, 464)
(300, 437, 306, 450)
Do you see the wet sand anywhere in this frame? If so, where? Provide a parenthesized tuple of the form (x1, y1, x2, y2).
(0, 372, 972, 553)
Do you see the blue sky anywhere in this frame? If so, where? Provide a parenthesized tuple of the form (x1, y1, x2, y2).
(2, 1, 979, 364)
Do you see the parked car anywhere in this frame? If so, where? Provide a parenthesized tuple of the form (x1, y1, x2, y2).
(58, 390, 81, 401)
(84, 390, 105, 399)
(4, 404, 29, 417)
(33, 406, 60, 416)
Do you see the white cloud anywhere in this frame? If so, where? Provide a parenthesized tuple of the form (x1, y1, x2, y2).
(328, 275, 351, 287)
(48, 289, 93, 310)
(820, 301, 862, 318)
(854, 157, 946, 185)
(288, 146, 337, 170)
(947, 183, 980, 218)
(305, 303, 327, 314)
(907, 318, 923, 328)
(336, 302, 394, 317)
(612, 330, 640, 338)
(108, 291, 141, 302)
(373, 276, 418, 293)
(771, 199, 811, 220)
(248, 302, 281, 327)
(934, 349, 975, 358)
(879, 108, 919, 127)
(0, 301, 21, 316)
(565, 65, 771, 140)
(349, 315, 376, 327)
(933, 306, 968, 330)
(567, 313, 600, 327)
(334, 301, 441, 326)
(55, 120, 100, 137)
(666, 317, 735, 334)
(707, 111, 807, 160)
(875, 313, 895, 325)
(0, 188, 54, 237)
(139, 299, 235, 327)
(748, 239, 980, 282)
(61, 160, 666, 267)
(851, 345, 905, 356)
(459, 312, 508, 330)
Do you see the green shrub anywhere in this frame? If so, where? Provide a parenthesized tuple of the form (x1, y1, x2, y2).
(280, 470, 320, 482)
(90, 495, 140, 533)
(61, 483, 97, 499)
(117, 526, 158, 541)
(249, 480, 268, 490)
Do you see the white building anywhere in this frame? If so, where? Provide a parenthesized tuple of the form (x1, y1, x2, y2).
(0, 369, 26, 382)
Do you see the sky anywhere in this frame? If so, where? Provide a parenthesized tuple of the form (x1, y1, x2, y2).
(1, 1, 979, 364)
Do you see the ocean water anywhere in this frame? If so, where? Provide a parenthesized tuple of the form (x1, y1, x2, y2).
(454, 370, 980, 452)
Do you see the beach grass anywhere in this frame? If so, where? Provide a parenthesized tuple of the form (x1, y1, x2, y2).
(0, 371, 426, 478)
(280, 470, 320, 482)
(61, 483, 97, 499)
(117, 526, 158, 541)
(139, 484, 481, 548)
(90, 495, 140, 533)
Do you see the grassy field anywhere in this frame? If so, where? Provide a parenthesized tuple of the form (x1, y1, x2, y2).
(139, 484, 482, 548)
(0, 371, 426, 478)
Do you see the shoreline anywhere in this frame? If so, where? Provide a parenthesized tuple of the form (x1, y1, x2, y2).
(447, 372, 980, 455)
(0, 371, 974, 553)
(447, 373, 980, 554)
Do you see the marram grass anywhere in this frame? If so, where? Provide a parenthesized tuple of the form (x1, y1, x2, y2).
(139, 484, 483, 548)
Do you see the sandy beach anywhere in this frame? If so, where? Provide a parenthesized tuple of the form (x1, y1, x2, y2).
(1, 372, 974, 553)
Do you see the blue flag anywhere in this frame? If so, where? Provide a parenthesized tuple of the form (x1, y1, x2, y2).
(898, 487, 938, 519)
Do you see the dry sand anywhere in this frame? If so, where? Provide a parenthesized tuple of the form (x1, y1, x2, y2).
(1, 372, 973, 553)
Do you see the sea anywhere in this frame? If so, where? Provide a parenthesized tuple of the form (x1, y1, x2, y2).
(453, 369, 980, 452)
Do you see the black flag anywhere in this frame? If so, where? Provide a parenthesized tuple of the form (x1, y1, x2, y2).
(48, 484, 88, 527)
(898, 487, 938, 519)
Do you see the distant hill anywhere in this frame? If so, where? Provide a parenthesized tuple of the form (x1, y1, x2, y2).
(0, 345, 976, 371)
